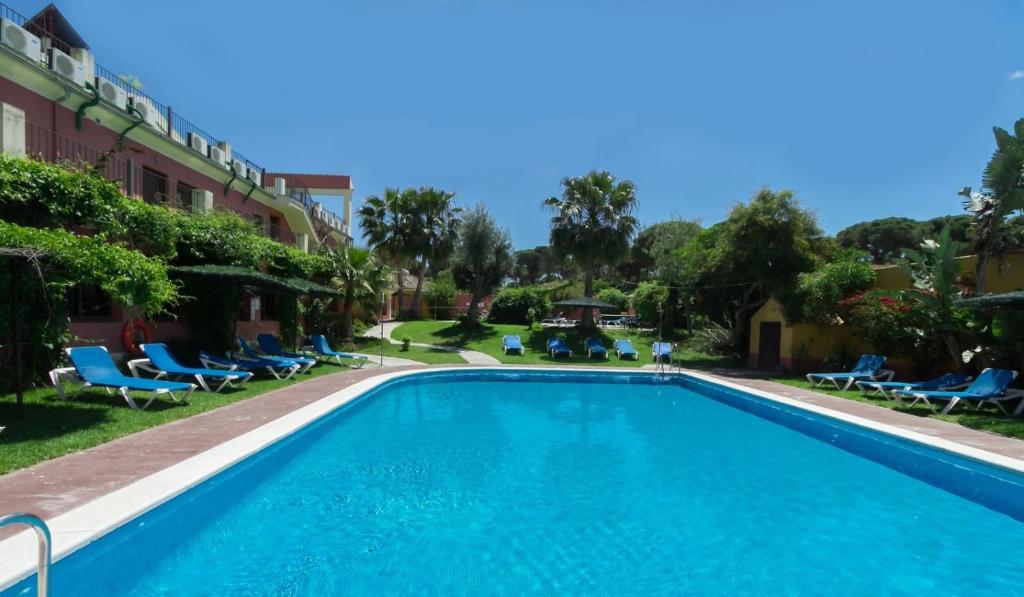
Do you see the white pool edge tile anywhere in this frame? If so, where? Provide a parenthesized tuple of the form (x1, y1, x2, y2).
(2, 366, 1022, 590)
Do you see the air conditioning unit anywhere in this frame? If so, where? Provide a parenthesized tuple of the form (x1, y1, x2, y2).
(231, 159, 247, 180)
(95, 77, 127, 110)
(0, 19, 41, 63)
(274, 177, 287, 196)
(129, 97, 159, 129)
(188, 132, 208, 156)
(208, 145, 227, 167)
(49, 48, 87, 87)
(247, 168, 261, 187)
(191, 189, 214, 213)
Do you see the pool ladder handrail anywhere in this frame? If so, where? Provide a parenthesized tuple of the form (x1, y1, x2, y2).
(0, 512, 51, 597)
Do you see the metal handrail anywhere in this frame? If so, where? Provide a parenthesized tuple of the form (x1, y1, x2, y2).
(0, 512, 51, 597)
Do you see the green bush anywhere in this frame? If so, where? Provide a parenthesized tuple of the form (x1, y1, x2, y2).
(633, 281, 667, 326)
(488, 287, 551, 324)
(596, 288, 629, 313)
(783, 249, 876, 324)
(425, 270, 457, 319)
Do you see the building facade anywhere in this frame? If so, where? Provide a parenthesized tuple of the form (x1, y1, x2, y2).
(0, 3, 353, 352)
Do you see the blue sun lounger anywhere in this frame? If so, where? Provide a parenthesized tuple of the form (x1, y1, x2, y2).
(309, 335, 369, 368)
(54, 346, 196, 410)
(128, 343, 253, 392)
(585, 337, 608, 359)
(856, 372, 970, 400)
(503, 335, 524, 355)
(806, 354, 893, 391)
(652, 342, 673, 363)
(614, 339, 638, 360)
(238, 337, 315, 374)
(893, 368, 1023, 415)
(199, 351, 301, 380)
(257, 334, 319, 371)
(547, 337, 572, 358)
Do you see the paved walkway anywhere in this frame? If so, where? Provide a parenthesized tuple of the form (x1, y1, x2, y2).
(366, 321, 502, 366)
(0, 366, 430, 538)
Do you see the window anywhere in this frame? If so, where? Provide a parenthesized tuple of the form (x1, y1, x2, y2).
(252, 214, 264, 235)
(176, 181, 195, 211)
(141, 168, 168, 205)
(67, 284, 112, 320)
(269, 215, 281, 241)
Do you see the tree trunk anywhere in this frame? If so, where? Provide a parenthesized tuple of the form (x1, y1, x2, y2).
(341, 286, 356, 340)
(975, 248, 991, 294)
(466, 289, 484, 327)
(394, 269, 406, 319)
(663, 286, 679, 337)
(409, 256, 429, 318)
(681, 294, 694, 334)
(583, 258, 596, 329)
(731, 284, 765, 354)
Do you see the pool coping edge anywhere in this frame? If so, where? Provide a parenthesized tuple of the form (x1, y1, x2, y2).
(2, 366, 1023, 590)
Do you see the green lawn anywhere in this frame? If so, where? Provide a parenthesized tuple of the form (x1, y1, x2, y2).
(770, 376, 1024, 440)
(350, 336, 466, 364)
(392, 320, 733, 368)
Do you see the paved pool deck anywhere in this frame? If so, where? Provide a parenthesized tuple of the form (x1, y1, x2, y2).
(2, 365, 1023, 539)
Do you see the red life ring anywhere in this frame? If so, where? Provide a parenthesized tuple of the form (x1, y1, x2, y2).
(121, 319, 153, 354)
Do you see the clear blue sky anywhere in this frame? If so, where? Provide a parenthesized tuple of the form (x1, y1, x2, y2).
(37, 0, 1024, 248)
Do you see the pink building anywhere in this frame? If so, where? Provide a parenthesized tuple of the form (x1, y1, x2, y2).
(0, 4, 353, 353)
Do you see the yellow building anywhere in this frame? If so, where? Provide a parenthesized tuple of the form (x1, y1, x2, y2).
(748, 250, 1024, 373)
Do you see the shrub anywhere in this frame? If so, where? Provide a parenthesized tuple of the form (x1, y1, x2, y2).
(633, 281, 668, 326)
(596, 288, 629, 313)
(841, 290, 938, 374)
(425, 270, 457, 319)
(488, 287, 551, 324)
(401, 337, 411, 351)
(783, 249, 876, 324)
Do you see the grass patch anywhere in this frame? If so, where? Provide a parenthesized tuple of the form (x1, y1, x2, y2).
(0, 339, 462, 475)
(350, 336, 466, 365)
(0, 362, 363, 475)
(392, 320, 734, 369)
(770, 376, 1024, 440)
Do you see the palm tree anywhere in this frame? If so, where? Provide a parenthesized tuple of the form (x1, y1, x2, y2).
(962, 118, 1024, 293)
(358, 187, 416, 318)
(327, 246, 393, 340)
(544, 170, 639, 328)
(407, 187, 461, 316)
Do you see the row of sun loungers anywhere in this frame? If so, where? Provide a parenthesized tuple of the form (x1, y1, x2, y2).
(807, 354, 1023, 416)
(49, 334, 370, 410)
(502, 335, 668, 362)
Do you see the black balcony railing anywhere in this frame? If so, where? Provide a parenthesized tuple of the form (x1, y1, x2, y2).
(1, 1, 264, 176)
(25, 121, 140, 193)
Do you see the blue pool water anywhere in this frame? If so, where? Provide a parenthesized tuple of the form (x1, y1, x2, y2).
(6, 370, 1024, 595)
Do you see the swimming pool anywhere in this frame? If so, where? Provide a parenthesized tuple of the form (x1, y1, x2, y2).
(4, 369, 1024, 595)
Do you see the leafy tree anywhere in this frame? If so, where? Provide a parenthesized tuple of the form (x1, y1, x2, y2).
(677, 188, 824, 351)
(451, 204, 514, 326)
(961, 117, 1024, 292)
(327, 246, 393, 340)
(836, 217, 922, 264)
(544, 170, 638, 328)
(646, 219, 702, 332)
(358, 187, 417, 317)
